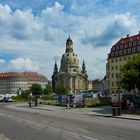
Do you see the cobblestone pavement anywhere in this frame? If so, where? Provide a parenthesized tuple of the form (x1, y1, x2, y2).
(0, 133, 9, 140)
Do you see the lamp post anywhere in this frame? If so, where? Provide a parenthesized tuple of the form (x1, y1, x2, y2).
(117, 75, 122, 116)
(28, 92, 32, 107)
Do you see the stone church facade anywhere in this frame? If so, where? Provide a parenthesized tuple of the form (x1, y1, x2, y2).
(52, 37, 88, 94)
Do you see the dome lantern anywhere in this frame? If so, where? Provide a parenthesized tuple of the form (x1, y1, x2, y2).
(66, 36, 73, 53)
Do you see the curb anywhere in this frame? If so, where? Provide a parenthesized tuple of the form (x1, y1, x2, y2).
(86, 113, 140, 121)
(16, 105, 140, 121)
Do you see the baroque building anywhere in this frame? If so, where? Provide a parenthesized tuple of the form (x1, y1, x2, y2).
(107, 32, 140, 94)
(52, 37, 88, 94)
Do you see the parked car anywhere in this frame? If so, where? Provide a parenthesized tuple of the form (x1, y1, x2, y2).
(0, 97, 13, 102)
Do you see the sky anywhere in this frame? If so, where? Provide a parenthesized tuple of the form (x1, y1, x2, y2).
(0, 0, 140, 80)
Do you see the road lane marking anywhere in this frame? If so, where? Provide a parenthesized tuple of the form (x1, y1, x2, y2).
(43, 124, 98, 140)
(0, 111, 98, 140)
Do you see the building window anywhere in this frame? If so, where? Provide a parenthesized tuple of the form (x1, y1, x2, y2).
(115, 66, 118, 70)
(112, 66, 114, 70)
(116, 46, 119, 50)
(111, 52, 114, 57)
(112, 82, 114, 87)
(116, 73, 118, 78)
(112, 46, 115, 51)
(124, 44, 128, 48)
(111, 59, 114, 63)
(108, 74, 109, 78)
(115, 58, 118, 62)
(112, 73, 114, 78)
(128, 48, 131, 54)
(115, 51, 118, 56)
(123, 49, 127, 55)
(119, 50, 122, 56)
(137, 46, 140, 52)
(124, 57, 126, 61)
(138, 41, 140, 46)
(129, 42, 132, 47)
(119, 58, 122, 62)
(133, 41, 137, 46)
(120, 45, 123, 49)
(132, 47, 136, 53)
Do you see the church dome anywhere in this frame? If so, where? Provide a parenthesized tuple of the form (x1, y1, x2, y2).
(61, 52, 79, 67)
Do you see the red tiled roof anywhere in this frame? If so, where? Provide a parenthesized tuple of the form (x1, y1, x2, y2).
(0, 72, 47, 81)
(108, 32, 140, 58)
(114, 33, 140, 46)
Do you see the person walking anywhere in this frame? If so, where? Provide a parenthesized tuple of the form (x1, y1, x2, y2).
(130, 99, 134, 113)
(126, 98, 130, 112)
(28, 99, 32, 107)
(66, 97, 70, 109)
(34, 97, 38, 107)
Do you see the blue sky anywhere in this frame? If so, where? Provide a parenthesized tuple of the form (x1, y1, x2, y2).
(0, 0, 140, 80)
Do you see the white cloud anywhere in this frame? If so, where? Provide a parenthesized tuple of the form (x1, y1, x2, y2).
(0, 59, 5, 64)
(0, 2, 139, 80)
(9, 58, 39, 71)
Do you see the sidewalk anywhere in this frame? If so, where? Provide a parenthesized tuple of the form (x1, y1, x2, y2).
(28, 104, 140, 121)
(0, 133, 9, 140)
(87, 106, 140, 121)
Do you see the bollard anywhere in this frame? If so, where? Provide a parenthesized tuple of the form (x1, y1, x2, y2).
(117, 107, 121, 116)
(112, 107, 117, 116)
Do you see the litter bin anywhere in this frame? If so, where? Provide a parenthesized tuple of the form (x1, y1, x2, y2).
(112, 107, 118, 116)
(117, 107, 121, 116)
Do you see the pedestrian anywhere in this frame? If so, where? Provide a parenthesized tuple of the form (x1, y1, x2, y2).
(28, 98, 32, 107)
(130, 99, 134, 113)
(126, 98, 131, 113)
(34, 97, 38, 107)
(66, 97, 70, 109)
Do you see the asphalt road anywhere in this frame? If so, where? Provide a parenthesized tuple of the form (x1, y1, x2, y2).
(0, 103, 140, 140)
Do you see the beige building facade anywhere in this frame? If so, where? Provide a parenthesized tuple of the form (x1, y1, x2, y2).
(107, 32, 140, 94)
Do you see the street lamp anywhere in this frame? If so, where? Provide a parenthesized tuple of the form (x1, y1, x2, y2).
(117, 74, 122, 116)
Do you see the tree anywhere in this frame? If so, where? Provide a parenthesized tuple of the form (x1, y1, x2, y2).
(43, 83, 52, 95)
(20, 90, 30, 99)
(30, 83, 42, 96)
(120, 55, 140, 92)
(56, 87, 68, 95)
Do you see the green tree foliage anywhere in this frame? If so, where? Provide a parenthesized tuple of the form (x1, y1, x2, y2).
(20, 90, 30, 99)
(120, 55, 140, 91)
(30, 83, 42, 96)
(56, 87, 68, 95)
(43, 83, 52, 95)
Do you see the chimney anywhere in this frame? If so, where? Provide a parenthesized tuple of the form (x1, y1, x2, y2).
(126, 34, 129, 38)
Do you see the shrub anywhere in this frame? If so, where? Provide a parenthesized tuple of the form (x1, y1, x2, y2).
(84, 98, 111, 107)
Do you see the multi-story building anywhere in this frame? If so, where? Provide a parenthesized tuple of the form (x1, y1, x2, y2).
(0, 72, 48, 95)
(52, 36, 88, 94)
(87, 80, 93, 91)
(102, 76, 108, 94)
(92, 79, 103, 93)
(107, 32, 140, 94)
